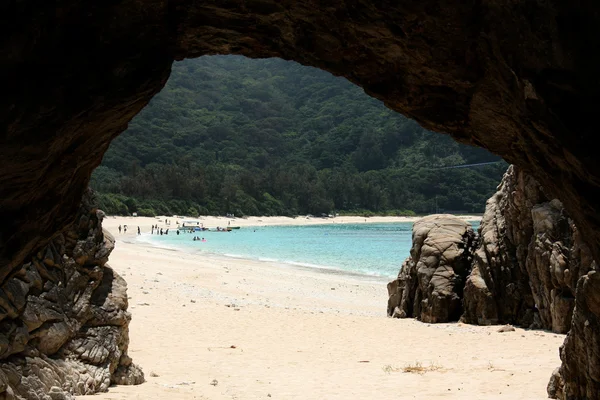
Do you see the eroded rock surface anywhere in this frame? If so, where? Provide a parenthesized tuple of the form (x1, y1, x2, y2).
(0, 190, 143, 399)
(554, 270, 600, 399)
(387, 215, 476, 323)
(389, 166, 600, 399)
(461, 165, 544, 327)
(460, 166, 595, 336)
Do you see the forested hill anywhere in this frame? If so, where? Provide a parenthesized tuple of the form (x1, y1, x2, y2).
(92, 55, 507, 217)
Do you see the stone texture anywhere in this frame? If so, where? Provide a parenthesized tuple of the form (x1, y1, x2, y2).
(388, 166, 600, 399)
(553, 270, 600, 399)
(0, 190, 143, 399)
(548, 367, 565, 400)
(461, 166, 594, 336)
(387, 215, 476, 323)
(462, 165, 545, 327)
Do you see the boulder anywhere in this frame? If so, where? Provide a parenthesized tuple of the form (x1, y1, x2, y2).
(387, 215, 477, 323)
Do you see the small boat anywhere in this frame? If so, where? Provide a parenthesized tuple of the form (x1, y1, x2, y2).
(229, 226, 240, 230)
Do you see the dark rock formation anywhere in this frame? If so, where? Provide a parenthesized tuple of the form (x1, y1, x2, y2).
(461, 165, 545, 327)
(554, 270, 600, 400)
(2, 2, 600, 398)
(387, 215, 476, 323)
(0, 190, 143, 399)
(388, 166, 599, 399)
(461, 166, 595, 335)
(548, 367, 565, 400)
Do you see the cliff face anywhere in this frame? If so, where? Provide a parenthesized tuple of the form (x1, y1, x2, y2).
(0, 190, 143, 399)
(388, 165, 598, 399)
(460, 167, 595, 337)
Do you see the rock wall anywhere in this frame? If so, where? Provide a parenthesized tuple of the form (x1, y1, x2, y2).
(389, 166, 595, 330)
(461, 165, 544, 326)
(387, 215, 477, 323)
(556, 270, 600, 399)
(0, 190, 143, 399)
(388, 165, 599, 399)
(460, 166, 595, 334)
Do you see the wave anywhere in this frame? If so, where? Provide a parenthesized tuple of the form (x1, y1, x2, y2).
(136, 231, 398, 280)
(258, 257, 279, 262)
(222, 253, 250, 259)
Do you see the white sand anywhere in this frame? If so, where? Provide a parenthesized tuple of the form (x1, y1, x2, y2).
(101, 213, 482, 235)
(89, 216, 563, 400)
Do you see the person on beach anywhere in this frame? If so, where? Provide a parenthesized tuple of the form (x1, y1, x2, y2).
(137, 226, 140, 235)
(176, 230, 179, 235)
(118, 225, 121, 234)
(165, 229, 169, 235)
(124, 225, 127, 233)
(151, 225, 154, 234)
(160, 228, 163, 235)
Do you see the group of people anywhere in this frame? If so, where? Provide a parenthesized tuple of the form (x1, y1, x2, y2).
(118, 225, 141, 235)
(151, 224, 169, 235)
(117, 221, 215, 238)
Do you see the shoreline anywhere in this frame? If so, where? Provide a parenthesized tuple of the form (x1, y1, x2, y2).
(102, 213, 482, 233)
(87, 215, 565, 400)
(104, 214, 481, 280)
(125, 233, 393, 282)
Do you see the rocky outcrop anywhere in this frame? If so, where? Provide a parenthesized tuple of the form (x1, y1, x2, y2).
(460, 166, 595, 334)
(384, 165, 597, 334)
(556, 271, 600, 399)
(526, 200, 594, 334)
(387, 215, 476, 323)
(388, 166, 600, 399)
(461, 166, 544, 326)
(0, 190, 143, 399)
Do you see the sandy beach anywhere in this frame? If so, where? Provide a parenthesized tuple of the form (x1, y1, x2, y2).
(90, 215, 563, 400)
(101, 214, 482, 235)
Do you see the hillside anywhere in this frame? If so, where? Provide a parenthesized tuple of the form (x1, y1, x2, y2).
(92, 55, 507, 217)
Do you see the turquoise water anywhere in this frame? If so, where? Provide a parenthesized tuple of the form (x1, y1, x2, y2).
(139, 221, 480, 278)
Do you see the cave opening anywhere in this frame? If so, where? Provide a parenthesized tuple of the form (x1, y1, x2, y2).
(81, 55, 560, 400)
(2, 1, 600, 398)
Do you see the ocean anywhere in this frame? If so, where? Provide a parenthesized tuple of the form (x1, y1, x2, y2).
(139, 221, 480, 278)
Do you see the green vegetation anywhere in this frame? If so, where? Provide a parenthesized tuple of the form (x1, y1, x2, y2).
(92, 55, 507, 217)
